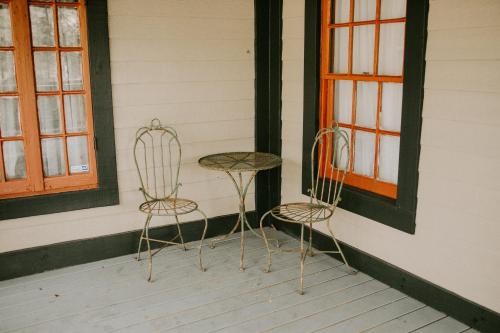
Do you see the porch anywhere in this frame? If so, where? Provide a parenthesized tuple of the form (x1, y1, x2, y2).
(0, 232, 477, 333)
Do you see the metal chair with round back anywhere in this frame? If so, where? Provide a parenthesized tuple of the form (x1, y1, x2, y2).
(260, 125, 357, 294)
(134, 119, 208, 281)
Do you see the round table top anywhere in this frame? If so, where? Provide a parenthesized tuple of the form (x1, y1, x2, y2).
(198, 152, 282, 172)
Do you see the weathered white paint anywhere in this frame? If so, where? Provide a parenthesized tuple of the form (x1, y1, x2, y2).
(281, 0, 500, 313)
(0, 232, 469, 332)
(0, 0, 255, 252)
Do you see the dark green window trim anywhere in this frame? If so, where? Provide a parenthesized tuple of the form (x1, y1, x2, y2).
(1, 0, 119, 220)
(301, 0, 428, 234)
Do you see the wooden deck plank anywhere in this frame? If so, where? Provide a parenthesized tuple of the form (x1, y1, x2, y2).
(411, 316, 469, 333)
(313, 297, 425, 333)
(259, 288, 406, 333)
(180, 278, 385, 333)
(363, 306, 447, 333)
(112, 262, 356, 333)
(17, 249, 336, 332)
(0, 230, 472, 333)
(0, 235, 284, 331)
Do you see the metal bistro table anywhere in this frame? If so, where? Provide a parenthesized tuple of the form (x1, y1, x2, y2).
(198, 152, 281, 271)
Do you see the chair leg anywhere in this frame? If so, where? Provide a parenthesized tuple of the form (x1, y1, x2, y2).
(260, 211, 273, 273)
(136, 215, 148, 261)
(239, 211, 245, 272)
(308, 222, 314, 257)
(196, 208, 208, 272)
(174, 215, 187, 251)
(299, 223, 306, 295)
(144, 214, 153, 282)
(326, 220, 357, 275)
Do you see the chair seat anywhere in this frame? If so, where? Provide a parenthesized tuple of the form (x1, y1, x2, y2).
(270, 202, 333, 224)
(139, 197, 198, 216)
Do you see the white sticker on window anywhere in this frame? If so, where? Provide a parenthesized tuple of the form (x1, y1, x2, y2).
(70, 164, 88, 173)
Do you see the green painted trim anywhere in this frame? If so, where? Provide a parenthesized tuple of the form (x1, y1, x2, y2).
(254, 0, 283, 222)
(277, 222, 500, 333)
(0, 0, 119, 220)
(0, 212, 254, 281)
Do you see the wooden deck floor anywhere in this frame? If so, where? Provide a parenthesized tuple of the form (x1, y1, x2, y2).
(0, 230, 477, 333)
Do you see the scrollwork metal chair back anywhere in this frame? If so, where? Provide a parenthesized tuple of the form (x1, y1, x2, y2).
(134, 118, 181, 202)
(133, 119, 208, 281)
(309, 126, 350, 210)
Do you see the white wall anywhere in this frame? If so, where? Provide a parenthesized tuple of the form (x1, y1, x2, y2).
(0, 0, 255, 252)
(281, 0, 500, 312)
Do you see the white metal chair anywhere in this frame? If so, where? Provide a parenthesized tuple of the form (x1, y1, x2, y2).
(134, 119, 208, 281)
(260, 125, 356, 294)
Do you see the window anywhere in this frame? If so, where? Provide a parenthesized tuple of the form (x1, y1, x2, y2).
(319, 0, 407, 198)
(302, 0, 428, 233)
(0, 0, 118, 219)
(0, 0, 96, 199)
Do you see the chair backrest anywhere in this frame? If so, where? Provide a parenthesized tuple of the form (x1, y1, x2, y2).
(133, 119, 181, 201)
(309, 126, 350, 209)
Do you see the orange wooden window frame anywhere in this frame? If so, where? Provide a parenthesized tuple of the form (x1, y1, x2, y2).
(319, 0, 406, 199)
(0, 0, 97, 199)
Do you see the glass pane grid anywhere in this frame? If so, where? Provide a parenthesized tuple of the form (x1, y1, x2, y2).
(29, 1, 89, 178)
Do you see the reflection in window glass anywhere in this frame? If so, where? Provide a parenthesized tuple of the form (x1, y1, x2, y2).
(3, 141, 26, 180)
(0, 97, 21, 137)
(37, 96, 62, 135)
(378, 23, 405, 76)
(0, 51, 16, 92)
(354, 0, 376, 21)
(333, 80, 352, 124)
(42, 137, 66, 176)
(0, 4, 13, 46)
(64, 94, 87, 132)
(67, 136, 89, 174)
(58, 7, 81, 47)
(61, 52, 83, 90)
(30, 5, 55, 47)
(34, 51, 59, 91)
(356, 81, 378, 128)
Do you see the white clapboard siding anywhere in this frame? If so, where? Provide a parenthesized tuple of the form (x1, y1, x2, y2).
(280, 0, 500, 313)
(0, 0, 255, 253)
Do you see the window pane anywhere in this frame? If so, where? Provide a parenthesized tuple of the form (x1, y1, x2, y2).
(67, 136, 89, 173)
(334, 127, 351, 171)
(64, 94, 86, 132)
(381, 0, 407, 19)
(37, 96, 62, 134)
(381, 83, 402, 131)
(61, 52, 83, 90)
(378, 22, 405, 76)
(3, 141, 26, 180)
(57, 0, 80, 3)
(356, 81, 378, 129)
(352, 25, 374, 74)
(0, 4, 13, 46)
(331, 28, 349, 73)
(353, 131, 375, 177)
(0, 51, 16, 92)
(333, 80, 352, 124)
(34, 51, 58, 91)
(58, 7, 80, 47)
(354, 0, 376, 21)
(41, 137, 66, 176)
(0, 97, 21, 137)
(30, 5, 55, 47)
(333, 0, 350, 23)
(378, 135, 400, 184)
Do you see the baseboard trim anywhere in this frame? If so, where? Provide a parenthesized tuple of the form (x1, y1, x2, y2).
(0, 212, 253, 281)
(276, 221, 500, 333)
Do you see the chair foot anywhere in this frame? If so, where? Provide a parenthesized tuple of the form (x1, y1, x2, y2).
(239, 267, 245, 272)
(298, 290, 304, 295)
(347, 267, 358, 275)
